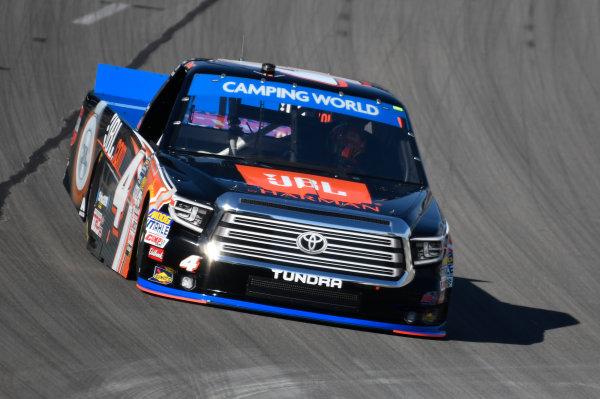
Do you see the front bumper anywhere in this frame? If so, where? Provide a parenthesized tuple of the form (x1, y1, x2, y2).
(137, 277, 447, 337)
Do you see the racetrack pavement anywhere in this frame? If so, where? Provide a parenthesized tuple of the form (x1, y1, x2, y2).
(1, 1, 599, 397)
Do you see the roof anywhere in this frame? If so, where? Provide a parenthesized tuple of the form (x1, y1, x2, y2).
(183, 58, 404, 107)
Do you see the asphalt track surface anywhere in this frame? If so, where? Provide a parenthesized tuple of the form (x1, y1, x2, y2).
(1, 1, 599, 397)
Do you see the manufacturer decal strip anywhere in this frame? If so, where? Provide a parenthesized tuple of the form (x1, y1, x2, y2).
(136, 278, 446, 337)
(188, 74, 408, 128)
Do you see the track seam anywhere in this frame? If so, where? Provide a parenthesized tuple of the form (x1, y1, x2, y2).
(0, 0, 220, 219)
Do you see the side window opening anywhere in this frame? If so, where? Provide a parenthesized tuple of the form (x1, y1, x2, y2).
(138, 67, 187, 143)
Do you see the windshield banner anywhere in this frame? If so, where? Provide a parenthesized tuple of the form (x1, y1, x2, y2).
(188, 74, 407, 128)
(236, 164, 372, 204)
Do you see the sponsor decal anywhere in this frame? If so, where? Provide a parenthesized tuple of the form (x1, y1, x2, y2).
(438, 291, 446, 303)
(188, 75, 409, 128)
(132, 185, 143, 208)
(148, 246, 164, 261)
(148, 209, 173, 225)
(221, 81, 379, 116)
(273, 270, 342, 289)
(148, 266, 174, 285)
(146, 219, 171, 237)
(422, 310, 438, 324)
(440, 266, 453, 291)
(91, 208, 104, 237)
(78, 197, 87, 218)
(145, 210, 173, 237)
(125, 205, 137, 256)
(103, 113, 122, 159)
(420, 291, 439, 305)
(440, 237, 454, 290)
(237, 164, 372, 204)
(96, 189, 110, 210)
(144, 232, 169, 248)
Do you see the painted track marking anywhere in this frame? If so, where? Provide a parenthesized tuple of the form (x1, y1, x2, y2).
(73, 3, 129, 25)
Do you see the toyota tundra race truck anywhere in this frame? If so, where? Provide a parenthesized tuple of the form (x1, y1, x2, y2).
(64, 58, 454, 338)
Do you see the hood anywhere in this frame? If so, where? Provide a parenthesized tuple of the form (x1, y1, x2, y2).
(158, 152, 431, 228)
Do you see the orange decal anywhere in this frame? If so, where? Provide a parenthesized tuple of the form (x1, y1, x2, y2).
(236, 165, 372, 204)
(112, 140, 127, 171)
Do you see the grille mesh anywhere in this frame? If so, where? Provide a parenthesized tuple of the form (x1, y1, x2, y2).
(247, 275, 361, 312)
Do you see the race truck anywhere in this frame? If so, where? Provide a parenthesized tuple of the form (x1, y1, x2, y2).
(64, 58, 453, 338)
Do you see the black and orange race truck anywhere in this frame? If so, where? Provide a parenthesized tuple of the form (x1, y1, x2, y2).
(64, 58, 453, 338)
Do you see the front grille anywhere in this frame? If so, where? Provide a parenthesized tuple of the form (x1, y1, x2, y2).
(214, 213, 404, 279)
(247, 275, 361, 312)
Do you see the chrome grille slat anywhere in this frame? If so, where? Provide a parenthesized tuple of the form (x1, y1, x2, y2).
(222, 246, 396, 277)
(215, 212, 404, 279)
(221, 242, 397, 273)
(218, 227, 399, 261)
(224, 214, 397, 247)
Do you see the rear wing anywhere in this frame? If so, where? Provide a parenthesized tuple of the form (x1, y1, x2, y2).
(93, 64, 169, 128)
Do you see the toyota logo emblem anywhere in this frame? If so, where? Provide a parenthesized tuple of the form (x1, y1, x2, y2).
(296, 232, 327, 254)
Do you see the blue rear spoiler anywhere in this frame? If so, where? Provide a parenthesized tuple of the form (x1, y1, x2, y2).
(93, 64, 169, 128)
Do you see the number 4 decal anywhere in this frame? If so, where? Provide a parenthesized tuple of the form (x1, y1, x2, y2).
(180, 255, 201, 272)
(112, 151, 145, 229)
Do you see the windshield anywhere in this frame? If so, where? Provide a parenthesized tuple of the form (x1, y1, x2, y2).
(166, 74, 423, 184)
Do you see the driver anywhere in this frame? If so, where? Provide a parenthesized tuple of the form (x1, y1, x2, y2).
(329, 123, 367, 164)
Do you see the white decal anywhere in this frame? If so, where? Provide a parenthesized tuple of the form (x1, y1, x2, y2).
(91, 208, 104, 237)
(79, 197, 87, 218)
(272, 270, 342, 289)
(146, 219, 171, 237)
(294, 177, 319, 190)
(263, 173, 347, 197)
(112, 151, 145, 228)
(321, 181, 346, 196)
(144, 233, 169, 248)
(103, 113, 122, 159)
(96, 190, 110, 209)
(112, 200, 134, 273)
(265, 173, 292, 187)
(180, 255, 201, 272)
(221, 82, 379, 116)
(148, 246, 164, 261)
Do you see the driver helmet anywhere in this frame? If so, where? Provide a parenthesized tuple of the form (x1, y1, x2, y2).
(330, 124, 366, 163)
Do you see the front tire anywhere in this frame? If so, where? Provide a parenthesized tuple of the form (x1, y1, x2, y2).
(128, 202, 149, 280)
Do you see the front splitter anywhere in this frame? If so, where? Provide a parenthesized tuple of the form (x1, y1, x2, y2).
(137, 277, 446, 338)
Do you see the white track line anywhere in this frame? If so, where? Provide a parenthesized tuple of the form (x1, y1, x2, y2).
(73, 3, 130, 25)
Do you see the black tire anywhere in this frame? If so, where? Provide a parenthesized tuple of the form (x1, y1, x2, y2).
(127, 201, 149, 280)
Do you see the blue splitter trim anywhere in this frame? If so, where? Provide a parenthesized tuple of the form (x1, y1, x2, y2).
(137, 278, 446, 337)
